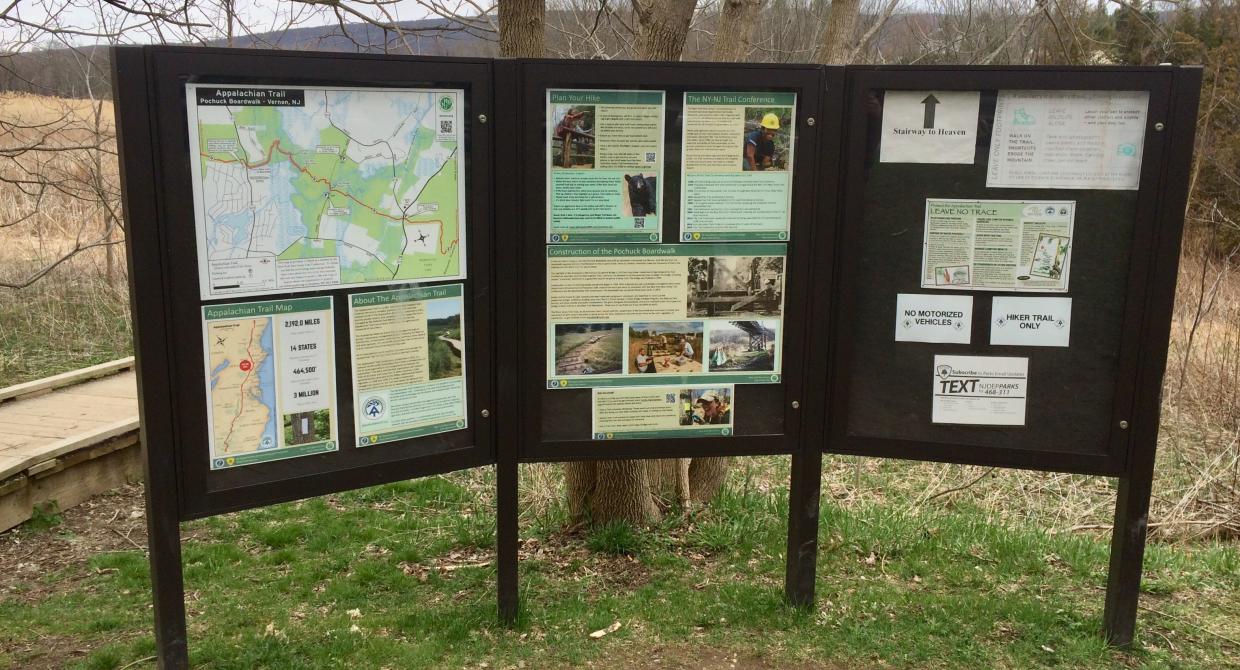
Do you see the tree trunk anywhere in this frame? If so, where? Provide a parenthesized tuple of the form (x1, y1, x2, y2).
(563, 0, 710, 528)
(813, 0, 862, 64)
(499, 0, 545, 58)
(711, 0, 764, 62)
(632, 0, 699, 61)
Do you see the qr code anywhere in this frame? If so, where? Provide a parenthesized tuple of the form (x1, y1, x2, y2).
(633, 217, 645, 228)
(645, 152, 656, 162)
(665, 394, 676, 403)
(440, 120, 454, 133)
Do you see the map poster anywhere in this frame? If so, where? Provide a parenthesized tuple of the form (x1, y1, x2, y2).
(186, 84, 466, 300)
(349, 283, 467, 447)
(203, 297, 338, 470)
(547, 89, 665, 243)
(932, 355, 1028, 426)
(921, 199, 1075, 293)
(987, 90, 1149, 190)
(546, 243, 786, 388)
(593, 385, 735, 440)
(680, 92, 795, 242)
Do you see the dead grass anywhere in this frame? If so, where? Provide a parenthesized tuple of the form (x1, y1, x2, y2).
(0, 92, 122, 290)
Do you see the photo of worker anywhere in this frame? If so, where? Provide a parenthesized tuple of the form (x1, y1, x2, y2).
(686, 256, 785, 318)
(707, 320, 778, 372)
(742, 107, 792, 171)
(678, 387, 733, 426)
(554, 323, 623, 376)
(628, 321, 704, 374)
(550, 104, 595, 169)
(621, 173, 658, 218)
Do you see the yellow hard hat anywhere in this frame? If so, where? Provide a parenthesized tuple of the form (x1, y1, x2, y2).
(760, 113, 780, 130)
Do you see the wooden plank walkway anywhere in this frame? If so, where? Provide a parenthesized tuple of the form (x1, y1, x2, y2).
(0, 361, 141, 531)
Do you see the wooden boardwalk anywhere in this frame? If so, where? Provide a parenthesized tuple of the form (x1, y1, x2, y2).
(0, 359, 141, 531)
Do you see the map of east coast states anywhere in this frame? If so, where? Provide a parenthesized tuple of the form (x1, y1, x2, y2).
(207, 317, 278, 457)
(190, 85, 464, 297)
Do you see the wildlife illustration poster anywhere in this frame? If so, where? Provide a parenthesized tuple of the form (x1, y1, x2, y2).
(546, 89, 665, 243)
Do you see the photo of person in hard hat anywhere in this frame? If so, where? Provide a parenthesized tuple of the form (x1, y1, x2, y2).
(742, 107, 791, 171)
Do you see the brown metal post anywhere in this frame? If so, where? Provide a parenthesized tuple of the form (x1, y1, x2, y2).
(1103, 65, 1202, 647)
(112, 46, 190, 669)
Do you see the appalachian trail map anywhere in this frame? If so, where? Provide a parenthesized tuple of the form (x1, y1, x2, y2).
(187, 84, 467, 299)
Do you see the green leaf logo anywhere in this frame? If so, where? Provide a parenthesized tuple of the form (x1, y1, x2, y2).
(439, 96, 453, 111)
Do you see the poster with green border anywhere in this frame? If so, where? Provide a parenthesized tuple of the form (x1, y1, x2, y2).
(547, 89, 665, 243)
(546, 243, 785, 389)
(348, 283, 467, 447)
(680, 92, 796, 242)
(202, 296, 338, 470)
(592, 384, 735, 440)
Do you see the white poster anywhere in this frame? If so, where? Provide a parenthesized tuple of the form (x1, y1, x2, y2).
(932, 355, 1028, 426)
(895, 294, 973, 344)
(186, 84, 467, 299)
(880, 91, 981, 164)
(990, 297, 1072, 348)
(987, 90, 1149, 190)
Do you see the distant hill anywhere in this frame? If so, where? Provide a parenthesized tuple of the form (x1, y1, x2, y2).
(211, 17, 493, 56)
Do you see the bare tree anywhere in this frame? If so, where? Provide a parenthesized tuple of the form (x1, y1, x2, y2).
(814, 0, 862, 63)
(712, 0, 765, 60)
(632, 0, 698, 59)
(500, 0, 546, 55)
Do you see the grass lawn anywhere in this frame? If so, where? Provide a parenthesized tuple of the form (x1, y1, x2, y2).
(1, 459, 1237, 669)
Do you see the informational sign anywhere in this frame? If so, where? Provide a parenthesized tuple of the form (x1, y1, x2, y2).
(990, 296, 1072, 347)
(680, 92, 796, 241)
(932, 355, 1028, 426)
(592, 385, 735, 440)
(894, 294, 972, 344)
(546, 243, 786, 387)
(202, 297, 338, 469)
(922, 199, 1074, 292)
(987, 90, 1149, 190)
(186, 84, 466, 299)
(879, 90, 980, 164)
(349, 284, 467, 447)
(546, 89, 665, 243)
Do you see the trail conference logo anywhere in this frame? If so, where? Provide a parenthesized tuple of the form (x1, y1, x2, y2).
(363, 396, 387, 420)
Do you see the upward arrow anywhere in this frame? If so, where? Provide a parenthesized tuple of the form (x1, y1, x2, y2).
(922, 94, 940, 129)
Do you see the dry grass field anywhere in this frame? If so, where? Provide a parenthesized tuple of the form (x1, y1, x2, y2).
(0, 93, 129, 384)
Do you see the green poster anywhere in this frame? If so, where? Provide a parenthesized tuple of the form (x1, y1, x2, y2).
(545, 244, 786, 388)
(547, 89, 665, 243)
(348, 284, 468, 447)
(680, 92, 796, 242)
(592, 385, 734, 440)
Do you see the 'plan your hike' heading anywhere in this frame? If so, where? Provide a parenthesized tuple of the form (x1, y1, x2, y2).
(197, 87, 305, 107)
